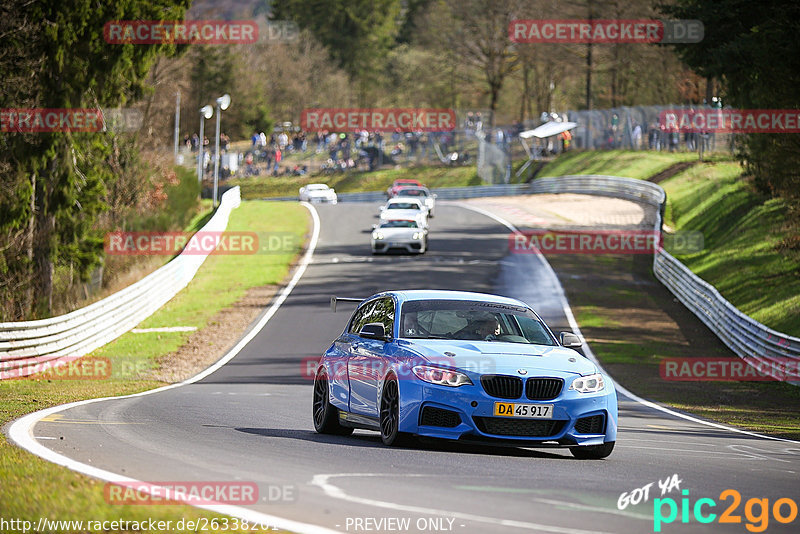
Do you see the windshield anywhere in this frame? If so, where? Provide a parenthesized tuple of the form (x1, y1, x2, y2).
(387, 202, 420, 210)
(307, 185, 328, 191)
(400, 299, 556, 345)
(397, 189, 428, 197)
(381, 220, 418, 228)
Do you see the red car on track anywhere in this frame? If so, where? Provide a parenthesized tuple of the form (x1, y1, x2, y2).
(386, 178, 423, 198)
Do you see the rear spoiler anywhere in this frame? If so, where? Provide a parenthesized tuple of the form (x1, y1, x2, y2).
(330, 296, 364, 312)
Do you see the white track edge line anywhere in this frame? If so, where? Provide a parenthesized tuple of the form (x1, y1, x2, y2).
(7, 202, 341, 534)
(455, 202, 800, 445)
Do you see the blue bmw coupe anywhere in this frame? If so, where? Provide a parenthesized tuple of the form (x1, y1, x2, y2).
(312, 290, 617, 459)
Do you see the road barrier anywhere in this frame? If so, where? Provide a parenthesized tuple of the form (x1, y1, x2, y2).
(0, 187, 242, 379)
(530, 175, 799, 383)
(267, 183, 533, 203)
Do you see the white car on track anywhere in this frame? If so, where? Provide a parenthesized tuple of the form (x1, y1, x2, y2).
(393, 186, 436, 217)
(379, 197, 428, 228)
(371, 219, 428, 254)
(299, 183, 338, 204)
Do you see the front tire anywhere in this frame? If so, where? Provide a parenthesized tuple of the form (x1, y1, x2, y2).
(313, 370, 353, 436)
(570, 441, 614, 459)
(379, 376, 413, 446)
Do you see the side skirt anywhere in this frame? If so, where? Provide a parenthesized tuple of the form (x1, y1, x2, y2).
(338, 411, 381, 431)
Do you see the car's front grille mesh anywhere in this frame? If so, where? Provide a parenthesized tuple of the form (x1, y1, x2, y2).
(473, 417, 566, 437)
(574, 414, 605, 434)
(480, 375, 523, 399)
(525, 378, 564, 400)
(420, 406, 461, 428)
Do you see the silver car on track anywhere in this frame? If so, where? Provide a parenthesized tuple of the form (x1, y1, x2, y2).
(371, 219, 428, 254)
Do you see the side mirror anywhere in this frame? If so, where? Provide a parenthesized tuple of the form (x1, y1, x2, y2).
(560, 332, 583, 349)
(360, 323, 389, 341)
(433, 193, 438, 199)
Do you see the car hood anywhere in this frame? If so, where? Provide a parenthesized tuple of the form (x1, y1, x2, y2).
(306, 190, 335, 197)
(402, 339, 597, 376)
(376, 227, 421, 238)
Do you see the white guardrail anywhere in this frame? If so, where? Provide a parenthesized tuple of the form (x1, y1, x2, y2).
(532, 175, 800, 383)
(0, 186, 242, 379)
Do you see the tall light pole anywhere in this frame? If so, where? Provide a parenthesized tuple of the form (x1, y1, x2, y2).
(197, 105, 213, 186)
(173, 91, 181, 164)
(212, 93, 231, 209)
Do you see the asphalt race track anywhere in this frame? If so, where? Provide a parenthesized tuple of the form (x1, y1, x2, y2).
(17, 202, 800, 534)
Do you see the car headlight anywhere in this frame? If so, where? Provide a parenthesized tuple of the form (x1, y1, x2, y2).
(412, 365, 472, 387)
(569, 373, 605, 393)
(372, 231, 384, 240)
(412, 232, 424, 240)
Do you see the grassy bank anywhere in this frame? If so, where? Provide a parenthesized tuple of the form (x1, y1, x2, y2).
(660, 161, 800, 335)
(537, 149, 699, 180)
(1, 200, 307, 531)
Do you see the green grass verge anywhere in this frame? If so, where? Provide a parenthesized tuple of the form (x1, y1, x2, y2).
(1, 200, 307, 532)
(537, 149, 699, 179)
(660, 161, 800, 335)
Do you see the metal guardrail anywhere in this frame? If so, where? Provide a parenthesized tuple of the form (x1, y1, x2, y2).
(530, 174, 799, 383)
(0, 187, 242, 379)
(266, 183, 533, 203)
(530, 174, 666, 207)
(654, 249, 800, 379)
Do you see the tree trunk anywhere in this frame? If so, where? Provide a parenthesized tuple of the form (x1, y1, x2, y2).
(519, 63, 530, 122)
(586, 42, 593, 110)
(21, 171, 36, 318)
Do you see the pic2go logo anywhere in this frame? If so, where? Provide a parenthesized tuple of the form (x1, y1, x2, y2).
(653, 489, 798, 532)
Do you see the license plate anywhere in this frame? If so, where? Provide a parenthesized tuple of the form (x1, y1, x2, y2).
(494, 402, 553, 419)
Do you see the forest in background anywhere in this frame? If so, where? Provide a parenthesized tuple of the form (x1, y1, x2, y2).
(1, 0, 797, 320)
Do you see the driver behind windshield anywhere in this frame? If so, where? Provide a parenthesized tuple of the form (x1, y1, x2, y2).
(462, 313, 500, 341)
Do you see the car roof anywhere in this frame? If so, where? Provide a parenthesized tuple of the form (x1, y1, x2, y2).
(391, 290, 528, 307)
(396, 186, 430, 192)
(307, 183, 329, 189)
(387, 197, 422, 204)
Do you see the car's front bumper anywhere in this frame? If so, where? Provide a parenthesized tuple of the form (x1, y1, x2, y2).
(372, 239, 426, 253)
(396, 377, 617, 446)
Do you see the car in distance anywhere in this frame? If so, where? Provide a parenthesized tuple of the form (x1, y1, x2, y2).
(386, 178, 423, 198)
(379, 197, 428, 228)
(393, 186, 436, 217)
(299, 183, 338, 204)
(313, 290, 617, 459)
(371, 219, 428, 254)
